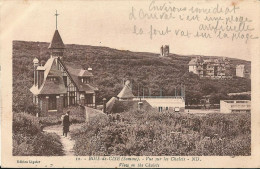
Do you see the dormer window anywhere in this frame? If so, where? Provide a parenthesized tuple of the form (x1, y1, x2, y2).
(81, 77, 91, 84)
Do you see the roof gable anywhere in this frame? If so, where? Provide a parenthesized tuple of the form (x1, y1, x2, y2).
(30, 58, 66, 95)
(66, 65, 98, 93)
(67, 67, 93, 77)
(30, 57, 98, 95)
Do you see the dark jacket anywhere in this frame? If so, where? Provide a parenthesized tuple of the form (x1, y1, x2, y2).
(63, 114, 70, 132)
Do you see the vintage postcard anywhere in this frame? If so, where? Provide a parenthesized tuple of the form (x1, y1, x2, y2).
(1, 0, 260, 168)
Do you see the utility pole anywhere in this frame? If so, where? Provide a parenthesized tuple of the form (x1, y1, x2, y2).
(183, 85, 185, 99)
(181, 84, 183, 97)
(138, 83, 139, 98)
(131, 80, 133, 90)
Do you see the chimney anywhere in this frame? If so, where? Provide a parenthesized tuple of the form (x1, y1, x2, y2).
(37, 60, 46, 88)
(103, 98, 107, 114)
(33, 57, 39, 86)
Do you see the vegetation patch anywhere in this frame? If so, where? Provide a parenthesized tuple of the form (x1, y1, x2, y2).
(109, 100, 153, 114)
(13, 41, 251, 110)
(38, 105, 85, 127)
(71, 111, 250, 156)
(13, 113, 64, 156)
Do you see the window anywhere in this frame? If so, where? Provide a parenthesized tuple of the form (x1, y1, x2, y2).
(85, 94, 93, 104)
(63, 94, 68, 107)
(39, 100, 42, 110)
(70, 91, 75, 96)
(48, 95, 57, 110)
(49, 77, 56, 81)
(82, 77, 91, 84)
(63, 76, 67, 87)
(69, 92, 76, 105)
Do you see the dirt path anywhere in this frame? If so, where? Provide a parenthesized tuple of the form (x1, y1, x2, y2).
(43, 124, 83, 156)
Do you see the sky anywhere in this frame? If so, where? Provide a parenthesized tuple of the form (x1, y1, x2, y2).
(1, 0, 260, 61)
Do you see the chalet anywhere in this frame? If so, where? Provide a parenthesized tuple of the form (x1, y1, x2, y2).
(188, 56, 232, 79)
(236, 64, 251, 79)
(30, 29, 98, 116)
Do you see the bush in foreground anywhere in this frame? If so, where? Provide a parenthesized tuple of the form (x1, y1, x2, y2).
(13, 113, 64, 156)
(38, 105, 86, 127)
(71, 110, 250, 156)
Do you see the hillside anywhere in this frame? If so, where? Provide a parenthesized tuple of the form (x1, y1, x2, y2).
(12, 41, 251, 111)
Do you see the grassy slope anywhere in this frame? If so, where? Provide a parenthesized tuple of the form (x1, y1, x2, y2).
(13, 40, 251, 108)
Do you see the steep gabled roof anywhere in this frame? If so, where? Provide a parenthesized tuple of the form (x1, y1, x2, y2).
(30, 58, 66, 95)
(78, 69, 93, 77)
(66, 65, 98, 93)
(57, 58, 79, 91)
(106, 97, 118, 113)
(48, 69, 62, 77)
(117, 81, 135, 99)
(40, 76, 67, 94)
(30, 57, 98, 95)
(48, 30, 65, 49)
(68, 67, 93, 77)
(188, 59, 198, 65)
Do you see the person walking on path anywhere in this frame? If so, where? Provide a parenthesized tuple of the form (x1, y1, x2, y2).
(63, 111, 70, 137)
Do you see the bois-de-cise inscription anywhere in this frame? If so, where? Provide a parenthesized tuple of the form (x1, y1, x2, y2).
(85, 156, 202, 168)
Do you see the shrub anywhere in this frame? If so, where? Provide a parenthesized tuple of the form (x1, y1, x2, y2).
(71, 111, 251, 156)
(67, 106, 86, 124)
(38, 105, 86, 127)
(13, 113, 64, 156)
(38, 116, 61, 127)
(71, 112, 108, 156)
(27, 104, 41, 116)
(31, 133, 64, 156)
(13, 113, 41, 136)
